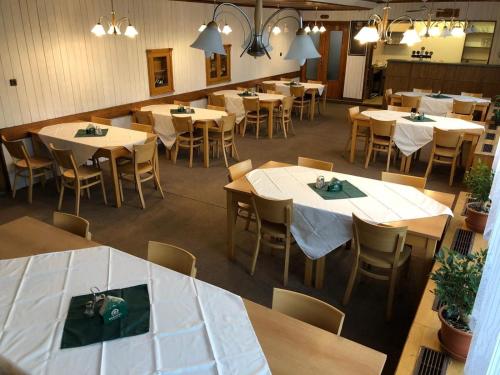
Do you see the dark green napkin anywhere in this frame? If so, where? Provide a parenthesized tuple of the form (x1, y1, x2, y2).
(428, 94, 452, 99)
(238, 92, 257, 97)
(308, 181, 367, 200)
(74, 129, 109, 137)
(402, 116, 436, 123)
(61, 284, 150, 349)
(170, 109, 195, 114)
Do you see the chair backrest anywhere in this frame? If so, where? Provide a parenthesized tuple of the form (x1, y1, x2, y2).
(347, 106, 360, 124)
(133, 136, 157, 164)
(280, 77, 292, 82)
(262, 82, 276, 92)
(387, 105, 412, 112)
(272, 288, 345, 335)
(290, 85, 305, 98)
(453, 99, 475, 115)
(307, 80, 322, 84)
(53, 211, 90, 239)
(267, 90, 280, 94)
(1, 135, 30, 162)
(207, 104, 225, 111)
(208, 93, 226, 108)
(147, 241, 197, 277)
(384, 88, 393, 106)
(461, 92, 483, 98)
(171, 116, 194, 134)
(381, 172, 426, 189)
(236, 86, 247, 91)
(132, 110, 155, 126)
(228, 159, 252, 181)
(435, 128, 464, 149)
(50, 144, 78, 175)
(220, 113, 236, 133)
(243, 97, 260, 112)
(370, 118, 395, 137)
(90, 116, 112, 126)
(130, 122, 153, 133)
(298, 156, 333, 172)
(174, 100, 191, 106)
(252, 193, 293, 226)
(413, 88, 432, 94)
(282, 96, 294, 113)
(401, 94, 421, 109)
(352, 214, 407, 260)
(446, 112, 473, 121)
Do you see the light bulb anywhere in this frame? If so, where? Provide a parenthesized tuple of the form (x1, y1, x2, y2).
(283, 23, 289, 33)
(124, 24, 138, 38)
(441, 26, 451, 38)
(304, 25, 311, 33)
(222, 23, 232, 35)
(312, 25, 319, 33)
(107, 25, 121, 35)
(91, 22, 106, 37)
(354, 25, 380, 44)
(272, 25, 281, 35)
(319, 24, 326, 33)
(400, 26, 421, 46)
(465, 24, 476, 34)
(429, 26, 441, 37)
(451, 26, 465, 37)
(198, 23, 207, 32)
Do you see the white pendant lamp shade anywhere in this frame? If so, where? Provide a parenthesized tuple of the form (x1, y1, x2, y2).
(319, 24, 326, 33)
(91, 23, 106, 37)
(312, 24, 319, 33)
(222, 23, 232, 35)
(285, 29, 321, 66)
(272, 25, 281, 35)
(451, 26, 465, 37)
(429, 25, 441, 37)
(441, 26, 451, 38)
(124, 24, 138, 38)
(465, 24, 476, 34)
(304, 25, 311, 33)
(354, 25, 379, 44)
(107, 25, 121, 35)
(191, 21, 227, 56)
(400, 26, 420, 46)
(198, 23, 207, 32)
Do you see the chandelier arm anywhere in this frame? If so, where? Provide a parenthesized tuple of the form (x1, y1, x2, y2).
(385, 15, 414, 40)
(212, 3, 252, 34)
(261, 8, 302, 36)
(263, 15, 301, 47)
(214, 10, 249, 42)
(116, 16, 130, 27)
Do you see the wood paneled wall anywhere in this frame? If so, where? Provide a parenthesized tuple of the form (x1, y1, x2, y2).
(384, 60, 500, 98)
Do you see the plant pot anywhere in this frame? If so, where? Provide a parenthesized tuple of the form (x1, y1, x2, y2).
(438, 307, 472, 361)
(465, 202, 489, 233)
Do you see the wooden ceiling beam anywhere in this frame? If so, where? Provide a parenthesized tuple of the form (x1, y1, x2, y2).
(172, 0, 371, 11)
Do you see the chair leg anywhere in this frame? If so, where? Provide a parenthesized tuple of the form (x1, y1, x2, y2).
(232, 139, 240, 161)
(364, 142, 373, 169)
(12, 171, 18, 198)
(250, 232, 262, 276)
(449, 157, 457, 186)
(386, 144, 392, 172)
(136, 175, 146, 209)
(222, 140, 229, 168)
(256, 118, 260, 139)
(118, 177, 124, 202)
(58, 184, 65, 211)
(283, 236, 291, 287)
(343, 136, 352, 157)
(300, 104, 303, 121)
(189, 141, 194, 168)
(343, 258, 359, 305)
(75, 184, 81, 217)
(173, 141, 179, 164)
(100, 174, 108, 205)
(28, 172, 33, 204)
(425, 155, 434, 179)
(242, 117, 248, 137)
(386, 270, 398, 321)
(153, 170, 165, 199)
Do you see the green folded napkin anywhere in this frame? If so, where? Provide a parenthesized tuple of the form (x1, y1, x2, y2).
(238, 92, 257, 97)
(61, 284, 150, 349)
(308, 181, 367, 200)
(170, 108, 195, 114)
(428, 94, 452, 99)
(74, 129, 109, 137)
(402, 116, 436, 123)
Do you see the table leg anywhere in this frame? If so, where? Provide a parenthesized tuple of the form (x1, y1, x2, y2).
(465, 134, 479, 171)
(405, 155, 412, 174)
(226, 190, 237, 260)
(266, 102, 274, 139)
(314, 256, 325, 289)
(349, 120, 358, 163)
(203, 123, 210, 168)
(309, 91, 316, 121)
(108, 151, 121, 208)
(304, 258, 314, 287)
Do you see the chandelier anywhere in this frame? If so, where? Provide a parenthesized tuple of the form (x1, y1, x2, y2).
(91, 0, 138, 38)
(190, 0, 320, 66)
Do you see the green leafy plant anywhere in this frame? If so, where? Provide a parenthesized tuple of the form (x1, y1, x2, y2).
(464, 161, 494, 213)
(430, 248, 487, 332)
(493, 95, 500, 124)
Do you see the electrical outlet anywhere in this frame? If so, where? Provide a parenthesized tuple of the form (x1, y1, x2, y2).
(9, 79, 17, 86)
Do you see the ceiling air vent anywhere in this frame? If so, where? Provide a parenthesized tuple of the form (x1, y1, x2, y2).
(414, 347, 450, 375)
(451, 228, 474, 256)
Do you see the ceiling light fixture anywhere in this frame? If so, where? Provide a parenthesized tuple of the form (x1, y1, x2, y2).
(91, 0, 138, 38)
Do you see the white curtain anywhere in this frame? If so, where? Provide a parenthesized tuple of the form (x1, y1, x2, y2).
(465, 146, 500, 375)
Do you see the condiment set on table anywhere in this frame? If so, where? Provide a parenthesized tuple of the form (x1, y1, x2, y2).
(86, 123, 104, 135)
(316, 175, 343, 192)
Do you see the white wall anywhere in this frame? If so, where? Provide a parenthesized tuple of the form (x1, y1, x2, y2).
(0, 0, 299, 129)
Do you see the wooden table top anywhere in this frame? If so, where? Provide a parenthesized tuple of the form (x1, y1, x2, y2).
(224, 161, 455, 240)
(0, 216, 387, 375)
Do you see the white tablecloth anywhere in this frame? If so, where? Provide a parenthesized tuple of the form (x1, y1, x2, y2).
(395, 92, 490, 117)
(214, 90, 284, 124)
(38, 122, 147, 165)
(246, 166, 453, 259)
(141, 104, 227, 149)
(0, 246, 270, 375)
(362, 110, 485, 156)
(262, 81, 325, 96)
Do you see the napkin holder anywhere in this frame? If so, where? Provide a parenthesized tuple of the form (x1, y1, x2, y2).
(327, 178, 343, 192)
(86, 123, 96, 135)
(99, 295, 128, 325)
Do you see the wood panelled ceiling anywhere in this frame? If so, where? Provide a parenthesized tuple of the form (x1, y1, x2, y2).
(175, 0, 371, 11)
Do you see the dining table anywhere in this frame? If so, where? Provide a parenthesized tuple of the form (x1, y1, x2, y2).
(0, 216, 387, 375)
(262, 80, 325, 120)
(213, 90, 284, 139)
(32, 122, 155, 208)
(224, 161, 455, 290)
(141, 104, 227, 168)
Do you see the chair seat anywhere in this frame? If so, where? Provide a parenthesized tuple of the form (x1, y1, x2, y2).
(373, 136, 391, 146)
(63, 165, 102, 180)
(247, 110, 268, 118)
(118, 161, 153, 175)
(360, 245, 411, 269)
(293, 99, 311, 105)
(15, 157, 53, 170)
(178, 129, 204, 141)
(261, 220, 287, 238)
(435, 146, 457, 158)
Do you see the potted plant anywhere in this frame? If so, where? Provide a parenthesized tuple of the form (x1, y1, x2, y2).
(430, 248, 487, 361)
(492, 95, 500, 127)
(464, 161, 494, 233)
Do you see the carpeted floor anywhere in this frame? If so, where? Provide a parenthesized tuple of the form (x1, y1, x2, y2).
(0, 102, 463, 375)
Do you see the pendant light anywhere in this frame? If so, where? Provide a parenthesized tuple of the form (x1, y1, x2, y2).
(91, 0, 138, 38)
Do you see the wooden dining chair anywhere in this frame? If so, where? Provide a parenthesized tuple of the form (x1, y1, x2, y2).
(384, 88, 401, 107)
(452, 99, 475, 115)
(276, 96, 295, 137)
(147, 241, 197, 277)
(207, 104, 225, 111)
(381, 171, 426, 189)
(242, 97, 268, 139)
(132, 110, 155, 126)
(262, 82, 276, 92)
(173, 100, 191, 106)
(343, 214, 409, 321)
(446, 112, 473, 121)
(344, 106, 370, 158)
(461, 92, 483, 98)
(236, 86, 247, 91)
(425, 129, 464, 186)
(307, 80, 327, 113)
(413, 88, 432, 94)
(401, 94, 421, 109)
(2, 135, 57, 203)
(228, 159, 254, 230)
(50, 144, 107, 216)
(130, 122, 154, 133)
(208, 93, 226, 108)
(251, 193, 293, 286)
(53, 211, 91, 240)
(272, 288, 345, 335)
(90, 116, 112, 126)
(280, 77, 292, 82)
(171, 116, 203, 168)
(209, 113, 239, 168)
(365, 118, 396, 171)
(387, 105, 412, 112)
(290, 85, 310, 121)
(298, 156, 333, 172)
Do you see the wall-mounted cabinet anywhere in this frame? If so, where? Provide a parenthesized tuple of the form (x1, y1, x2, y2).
(205, 45, 231, 85)
(146, 49, 174, 96)
(461, 22, 496, 64)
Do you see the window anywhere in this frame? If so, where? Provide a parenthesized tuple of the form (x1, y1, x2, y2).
(146, 49, 174, 96)
(205, 45, 231, 85)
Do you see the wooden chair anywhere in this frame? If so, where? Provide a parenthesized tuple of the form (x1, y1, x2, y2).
(291, 85, 310, 121)
(130, 122, 153, 133)
(209, 113, 239, 168)
(452, 99, 475, 115)
(207, 104, 225, 111)
(208, 93, 226, 108)
(425, 129, 464, 186)
(147, 241, 197, 277)
(236, 86, 247, 91)
(242, 97, 268, 139)
(53, 211, 91, 240)
(384, 88, 393, 107)
(171, 116, 203, 168)
(344, 106, 370, 158)
(401, 94, 421, 109)
(90, 116, 112, 126)
(50, 144, 107, 216)
(381, 171, 426, 189)
(308, 80, 327, 113)
(275, 96, 295, 137)
(262, 82, 276, 92)
(228, 159, 254, 230)
(446, 112, 473, 121)
(365, 118, 396, 171)
(132, 110, 155, 126)
(387, 105, 412, 112)
(251, 193, 293, 286)
(343, 214, 409, 320)
(173, 100, 191, 106)
(413, 88, 432, 94)
(2, 135, 56, 203)
(298, 156, 333, 172)
(272, 288, 345, 335)
(280, 77, 292, 82)
(461, 92, 483, 98)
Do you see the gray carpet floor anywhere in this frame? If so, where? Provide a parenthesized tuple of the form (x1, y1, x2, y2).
(0, 102, 463, 374)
